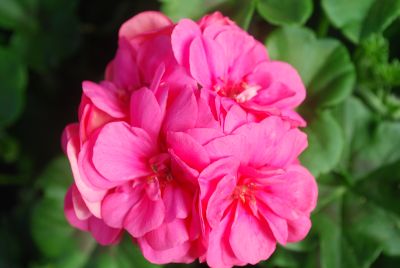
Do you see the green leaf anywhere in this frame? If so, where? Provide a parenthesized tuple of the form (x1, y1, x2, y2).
(352, 121, 400, 178)
(0, 131, 19, 163)
(266, 26, 355, 110)
(313, 160, 400, 267)
(314, 197, 382, 268)
(322, 0, 400, 43)
(160, 0, 228, 21)
(232, 0, 257, 30)
(332, 96, 372, 173)
(0, 46, 27, 128)
(299, 110, 344, 177)
(31, 156, 95, 267)
(257, 0, 313, 26)
(344, 191, 400, 257)
(354, 160, 400, 218)
(90, 236, 159, 268)
(10, 0, 80, 72)
(0, 0, 38, 31)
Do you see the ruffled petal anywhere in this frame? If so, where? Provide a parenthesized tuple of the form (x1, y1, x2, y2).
(144, 218, 189, 250)
(119, 11, 172, 40)
(130, 87, 163, 138)
(167, 131, 210, 170)
(229, 205, 276, 264)
(92, 122, 155, 182)
(124, 194, 165, 237)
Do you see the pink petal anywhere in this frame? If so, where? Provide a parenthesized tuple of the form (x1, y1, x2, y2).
(163, 185, 191, 222)
(199, 11, 236, 29)
(88, 216, 122, 245)
(169, 149, 199, 185)
(280, 109, 307, 127)
(79, 103, 114, 144)
(224, 104, 247, 133)
(171, 19, 201, 68)
(204, 134, 247, 162)
(163, 88, 198, 132)
(189, 36, 224, 88)
(229, 205, 276, 264)
(196, 95, 219, 128)
(92, 122, 155, 182)
(101, 187, 141, 228)
(268, 128, 307, 167)
(206, 209, 244, 268)
(71, 185, 91, 220)
(119, 11, 172, 40)
(206, 174, 236, 228)
(251, 61, 305, 110)
(105, 38, 140, 89)
(137, 35, 174, 84)
(64, 186, 89, 231)
(234, 116, 306, 168)
(144, 218, 189, 250)
(198, 157, 239, 201)
(185, 128, 223, 145)
(257, 191, 299, 221)
(139, 238, 193, 264)
(214, 30, 267, 82)
(267, 165, 317, 214)
(258, 204, 288, 245)
(287, 215, 312, 242)
(130, 87, 163, 138)
(167, 131, 210, 170)
(64, 126, 107, 204)
(61, 123, 79, 154)
(124, 194, 165, 237)
(78, 140, 119, 191)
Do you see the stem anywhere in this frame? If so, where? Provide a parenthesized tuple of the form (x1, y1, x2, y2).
(317, 13, 329, 38)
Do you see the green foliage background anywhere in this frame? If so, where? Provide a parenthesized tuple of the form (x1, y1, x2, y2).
(1, 0, 400, 267)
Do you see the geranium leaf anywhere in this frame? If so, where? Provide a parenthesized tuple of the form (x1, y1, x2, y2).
(322, 0, 400, 43)
(266, 26, 355, 110)
(257, 0, 313, 26)
(299, 110, 344, 177)
(160, 0, 228, 21)
(0, 46, 27, 128)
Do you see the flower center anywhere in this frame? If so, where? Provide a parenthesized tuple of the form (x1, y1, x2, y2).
(147, 153, 172, 185)
(214, 80, 261, 103)
(232, 183, 256, 204)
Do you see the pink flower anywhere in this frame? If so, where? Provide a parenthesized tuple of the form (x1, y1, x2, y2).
(62, 10, 317, 268)
(63, 80, 219, 262)
(171, 12, 306, 126)
(195, 116, 317, 267)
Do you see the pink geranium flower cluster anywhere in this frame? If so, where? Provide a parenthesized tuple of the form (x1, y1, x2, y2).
(62, 11, 317, 268)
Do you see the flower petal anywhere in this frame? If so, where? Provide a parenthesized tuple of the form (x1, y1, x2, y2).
(167, 131, 210, 170)
(287, 215, 312, 243)
(88, 216, 122, 245)
(92, 122, 155, 182)
(119, 11, 172, 40)
(189, 36, 224, 88)
(139, 238, 193, 264)
(130, 87, 163, 138)
(124, 194, 165, 237)
(144, 218, 189, 250)
(163, 88, 198, 132)
(171, 19, 201, 68)
(163, 184, 191, 222)
(101, 187, 141, 228)
(206, 174, 236, 228)
(229, 205, 276, 264)
(64, 186, 89, 231)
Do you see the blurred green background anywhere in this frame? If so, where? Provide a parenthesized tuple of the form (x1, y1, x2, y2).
(1, 0, 400, 267)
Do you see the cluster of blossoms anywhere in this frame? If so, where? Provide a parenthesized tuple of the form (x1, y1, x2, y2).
(63, 11, 317, 268)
